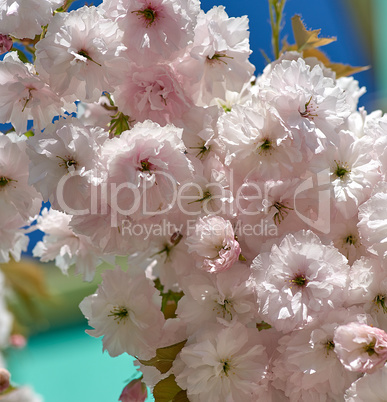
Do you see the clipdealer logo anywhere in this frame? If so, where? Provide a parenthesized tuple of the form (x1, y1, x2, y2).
(55, 168, 331, 235)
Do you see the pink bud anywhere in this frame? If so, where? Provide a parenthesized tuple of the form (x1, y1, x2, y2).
(0, 34, 12, 55)
(119, 378, 147, 402)
(0, 368, 10, 393)
(10, 334, 27, 349)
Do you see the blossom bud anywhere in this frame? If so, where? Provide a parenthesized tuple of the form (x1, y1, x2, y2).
(0, 34, 12, 55)
(0, 368, 10, 392)
(10, 334, 27, 349)
(119, 378, 147, 402)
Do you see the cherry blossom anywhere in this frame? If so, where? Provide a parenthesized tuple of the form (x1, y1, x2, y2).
(185, 215, 240, 273)
(0, 52, 64, 134)
(79, 267, 165, 359)
(35, 6, 127, 102)
(0, 0, 62, 39)
(334, 322, 387, 374)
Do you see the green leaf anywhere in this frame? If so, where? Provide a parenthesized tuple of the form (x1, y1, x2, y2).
(326, 62, 370, 78)
(109, 111, 133, 136)
(15, 49, 29, 64)
(0, 384, 17, 396)
(153, 375, 183, 402)
(24, 130, 34, 138)
(154, 278, 184, 319)
(238, 253, 247, 262)
(291, 15, 336, 51)
(302, 48, 370, 78)
(173, 390, 189, 402)
(256, 321, 272, 331)
(138, 340, 187, 374)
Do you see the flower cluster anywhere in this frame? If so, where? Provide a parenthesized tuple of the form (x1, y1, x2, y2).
(2, 0, 387, 401)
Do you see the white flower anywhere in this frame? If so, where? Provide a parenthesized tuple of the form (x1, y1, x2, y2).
(334, 322, 387, 373)
(185, 215, 240, 273)
(320, 130, 381, 219)
(79, 267, 165, 359)
(218, 101, 304, 180)
(336, 76, 366, 112)
(251, 230, 349, 333)
(114, 63, 193, 126)
(35, 6, 127, 102)
(174, 321, 268, 402)
(70, 205, 144, 257)
(0, 386, 43, 402)
(366, 114, 387, 180)
(27, 117, 108, 211)
(345, 257, 387, 332)
(0, 52, 63, 134)
(77, 95, 115, 130)
(344, 364, 387, 401)
(178, 156, 234, 218)
(176, 264, 257, 330)
(0, 132, 42, 219)
(358, 182, 387, 259)
(0, 211, 29, 263)
(272, 308, 364, 401)
(0, 0, 62, 39)
(181, 105, 222, 161)
(257, 57, 351, 151)
(103, 120, 193, 221)
(101, 0, 200, 65)
(176, 6, 255, 106)
(32, 208, 105, 282)
(330, 212, 369, 265)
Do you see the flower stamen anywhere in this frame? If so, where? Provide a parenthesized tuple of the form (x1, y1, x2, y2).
(188, 190, 212, 204)
(21, 88, 34, 112)
(325, 340, 335, 355)
(290, 273, 308, 287)
(190, 144, 211, 160)
(300, 95, 318, 119)
(221, 359, 231, 376)
(345, 234, 357, 246)
(132, 7, 157, 28)
(108, 306, 128, 323)
(0, 177, 14, 188)
(207, 52, 234, 65)
(364, 340, 377, 356)
(57, 155, 78, 171)
(77, 49, 102, 67)
(374, 294, 387, 313)
(333, 160, 351, 180)
(271, 201, 293, 225)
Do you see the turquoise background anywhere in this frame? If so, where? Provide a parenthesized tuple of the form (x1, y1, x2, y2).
(7, 324, 154, 401)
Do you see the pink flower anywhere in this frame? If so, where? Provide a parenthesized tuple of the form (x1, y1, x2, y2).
(103, 120, 193, 221)
(119, 378, 147, 402)
(35, 6, 127, 102)
(0, 52, 64, 134)
(0, 368, 10, 393)
(114, 63, 193, 126)
(10, 334, 27, 349)
(175, 6, 255, 106)
(186, 215, 240, 273)
(334, 322, 387, 373)
(79, 267, 165, 359)
(0, 34, 12, 55)
(0, 0, 62, 39)
(101, 0, 199, 65)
